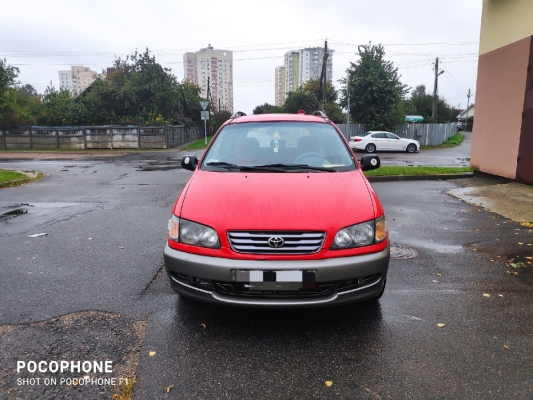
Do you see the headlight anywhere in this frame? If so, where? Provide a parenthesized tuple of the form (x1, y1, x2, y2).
(331, 215, 387, 249)
(167, 215, 220, 249)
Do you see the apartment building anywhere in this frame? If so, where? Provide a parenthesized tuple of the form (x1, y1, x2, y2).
(274, 65, 285, 106)
(281, 47, 334, 103)
(183, 44, 233, 113)
(58, 66, 104, 95)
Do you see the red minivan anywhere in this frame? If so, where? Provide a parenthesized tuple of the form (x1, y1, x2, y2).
(164, 111, 389, 307)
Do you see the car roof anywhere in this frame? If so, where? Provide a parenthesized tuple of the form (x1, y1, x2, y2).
(228, 113, 329, 124)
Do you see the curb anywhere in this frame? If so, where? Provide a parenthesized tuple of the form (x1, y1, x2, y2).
(0, 178, 33, 188)
(366, 172, 474, 183)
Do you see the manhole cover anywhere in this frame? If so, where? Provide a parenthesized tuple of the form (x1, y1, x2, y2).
(390, 244, 419, 259)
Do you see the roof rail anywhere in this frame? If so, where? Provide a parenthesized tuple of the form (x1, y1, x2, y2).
(230, 111, 247, 119)
(312, 111, 329, 119)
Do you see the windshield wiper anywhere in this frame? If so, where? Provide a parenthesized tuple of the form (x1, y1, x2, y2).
(242, 163, 336, 172)
(204, 161, 242, 170)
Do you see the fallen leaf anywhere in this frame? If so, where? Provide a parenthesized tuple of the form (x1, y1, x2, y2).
(444, 228, 448, 230)
(432, 280, 438, 283)
(526, 257, 532, 260)
(528, 244, 532, 246)
(200, 323, 206, 329)
(498, 294, 503, 297)
(518, 242, 524, 245)
(325, 381, 333, 387)
(473, 248, 477, 251)
(437, 323, 446, 328)
(513, 272, 519, 276)
(120, 246, 124, 249)
(483, 293, 490, 298)
(7, 388, 15, 394)
(436, 273, 442, 277)
(503, 345, 509, 349)
(165, 385, 174, 393)
(29, 233, 47, 238)
(149, 351, 156, 356)
(88, 237, 93, 240)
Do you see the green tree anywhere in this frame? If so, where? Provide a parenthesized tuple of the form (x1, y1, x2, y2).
(1, 60, 45, 127)
(404, 84, 457, 123)
(39, 85, 76, 126)
(340, 43, 409, 130)
(253, 102, 283, 114)
(282, 88, 316, 114)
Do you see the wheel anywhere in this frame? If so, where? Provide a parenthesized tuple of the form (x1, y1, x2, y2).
(293, 152, 330, 164)
(365, 143, 376, 153)
(406, 143, 417, 153)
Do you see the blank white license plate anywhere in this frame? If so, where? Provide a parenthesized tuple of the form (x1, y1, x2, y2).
(232, 270, 316, 290)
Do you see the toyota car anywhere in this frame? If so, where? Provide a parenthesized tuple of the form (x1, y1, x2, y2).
(164, 111, 390, 307)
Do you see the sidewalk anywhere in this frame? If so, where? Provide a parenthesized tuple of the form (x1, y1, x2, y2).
(448, 176, 533, 224)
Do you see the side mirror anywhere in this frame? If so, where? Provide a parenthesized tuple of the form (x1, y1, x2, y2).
(359, 154, 380, 171)
(181, 155, 198, 171)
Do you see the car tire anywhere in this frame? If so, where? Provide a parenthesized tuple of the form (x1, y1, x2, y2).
(365, 144, 376, 153)
(406, 144, 417, 153)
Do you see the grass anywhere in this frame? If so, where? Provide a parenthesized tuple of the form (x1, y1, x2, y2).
(422, 132, 464, 149)
(364, 166, 472, 177)
(0, 169, 44, 188)
(180, 136, 213, 150)
(0, 169, 29, 183)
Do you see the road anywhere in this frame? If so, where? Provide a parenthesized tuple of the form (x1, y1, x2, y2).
(359, 132, 472, 167)
(1, 141, 532, 399)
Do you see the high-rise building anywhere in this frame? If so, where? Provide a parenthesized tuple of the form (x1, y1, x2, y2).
(58, 66, 104, 95)
(280, 47, 334, 103)
(183, 44, 233, 113)
(274, 66, 285, 106)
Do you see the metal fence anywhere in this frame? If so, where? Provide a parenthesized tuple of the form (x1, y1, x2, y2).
(0, 125, 203, 150)
(337, 123, 458, 147)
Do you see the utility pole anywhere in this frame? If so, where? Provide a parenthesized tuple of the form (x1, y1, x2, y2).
(432, 57, 444, 121)
(317, 39, 329, 112)
(465, 88, 472, 129)
(346, 73, 350, 124)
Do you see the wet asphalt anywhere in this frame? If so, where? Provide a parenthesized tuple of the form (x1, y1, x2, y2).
(1, 137, 532, 399)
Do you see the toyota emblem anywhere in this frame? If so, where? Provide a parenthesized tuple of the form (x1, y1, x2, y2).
(268, 236, 284, 248)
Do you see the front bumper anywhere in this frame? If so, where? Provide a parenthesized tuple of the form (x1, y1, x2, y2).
(163, 244, 390, 307)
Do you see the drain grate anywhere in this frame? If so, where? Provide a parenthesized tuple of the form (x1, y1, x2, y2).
(390, 244, 419, 259)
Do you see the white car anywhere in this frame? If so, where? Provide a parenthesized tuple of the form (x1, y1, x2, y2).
(349, 131, 420, 153)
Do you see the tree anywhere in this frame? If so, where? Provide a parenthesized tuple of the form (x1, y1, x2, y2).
(1, 60, 45, 127)
(404, 84, 458, 123)
(340, 43, 409, 130)
(282, 88, 316, 115)
(253, 102, 282, 114)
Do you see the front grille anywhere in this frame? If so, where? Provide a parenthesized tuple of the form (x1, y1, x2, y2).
(227, 231, 325, 254)
(214, 282, 335, 298)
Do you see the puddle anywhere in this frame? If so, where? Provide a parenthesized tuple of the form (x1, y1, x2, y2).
(0, 208, 28, 222)
(457, 158, 471, 162)
(400, 239, 463, 253)
(137, 160, 181, 172)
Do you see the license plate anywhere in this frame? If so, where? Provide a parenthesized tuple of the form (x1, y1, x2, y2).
(232, 270, 316, 290)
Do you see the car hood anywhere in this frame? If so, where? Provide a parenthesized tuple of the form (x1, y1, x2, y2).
(178, 170, 376, 231)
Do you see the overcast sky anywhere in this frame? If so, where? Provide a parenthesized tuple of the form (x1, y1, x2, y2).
(1, 0, 482, 115)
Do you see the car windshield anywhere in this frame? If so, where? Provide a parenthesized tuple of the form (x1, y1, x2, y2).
(201, 121, 356, 172)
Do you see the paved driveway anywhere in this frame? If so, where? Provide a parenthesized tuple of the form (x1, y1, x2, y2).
(1, 148, 532, 399)
(354, 132, 472, 167)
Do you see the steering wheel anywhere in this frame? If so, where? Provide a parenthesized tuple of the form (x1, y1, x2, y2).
(294, 152, 329, 165)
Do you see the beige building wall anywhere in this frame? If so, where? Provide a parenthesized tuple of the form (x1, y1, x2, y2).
(479, 0, 533, 54)
(471, 0, 533, 183)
